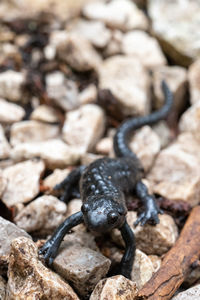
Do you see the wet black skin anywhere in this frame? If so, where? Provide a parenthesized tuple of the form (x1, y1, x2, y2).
(39, 81, 173, 279)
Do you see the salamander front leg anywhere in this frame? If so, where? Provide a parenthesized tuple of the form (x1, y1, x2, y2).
(54, 166, 85, 203)
(118, 220, 135, 279)
(134, 181, 163, 226)
(39, 211, 84, 266)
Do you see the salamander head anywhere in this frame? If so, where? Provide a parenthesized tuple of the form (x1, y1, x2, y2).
(81, 195, 127, 234)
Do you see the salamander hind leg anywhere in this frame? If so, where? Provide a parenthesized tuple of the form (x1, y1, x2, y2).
(134, 181, 163, 226)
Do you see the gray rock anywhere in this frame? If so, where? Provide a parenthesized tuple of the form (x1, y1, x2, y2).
(57, 34, 102, 72)
(62, 104, 105, 153)
(188, 59, 200, 105)
(46, 72, 79, 111)
(83, 0, 148, 31)
(0, 125, 10, 159)
(98, 55, 151, 116)
(122, 30, 166, 69)
(11, 139, 81, 169)
(148, 0, 200, 66)
(111, 212, 178, 255)
(30, 105, 60, 123)
(14, 195, 67, 236)
(90, 275, 138, 300)
(53, 244, 111, 297)
(0, 98, 25, 123)
(153, 65, 187, 113)
(171, 284, 200, 300)
(0, 70, 25, 102)
(6, 237, 79, 300)
(0, 217, 31, 275)
(2, 159, 45, 207)
(10, 120, 60, 146)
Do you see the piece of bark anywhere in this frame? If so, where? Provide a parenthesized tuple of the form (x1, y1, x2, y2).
(136, 206, 200, 300)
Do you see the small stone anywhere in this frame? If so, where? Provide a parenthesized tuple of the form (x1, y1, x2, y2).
(148, 132, 200, 206)
(103, 30, 123, 57)
(96, 137, 113, 155)
(152, 121, 172, 149)
(179, 101, 200, 141)
(78, 84, 97, 105)
(0, 159, 14, 170)
(2, 159, 45, 207)
(63, 230, 99, 252)
(0, 276, 6, 300)
(43, 168, 70, 192)
(83, 0, 148, 31)
(6, 237, 79, 300)
(11, 139, 81, 169)
(57, 34, 102, 72)
(129, 125, 161, 172)
(14, 195, 67, 236)
(0, 217, 31, 275)
(98, 55, 150, 116)
(0, 98, 25, 123)
(46, 72, 79, 111)
(131, 249, 154, 289)
(122, 30, 166, 69)
(153, 65, 187, 112)
(188, 59, 200, 105)
(148, 0, 200, 66)
(66, 199, 82, 218)
(30, 104, 60, 123)
(90, 275, 138, 300)
(148, 255, 161, 273)
(81, 153, 103, 166)
(0, 124, 10, 159)
(62, 104, 105, 153)
(10, 120, 60, 146)
(53, 244, 111, 297)
(67, 19, 111, 48)
(111, 212, 178, 255)
(0, 171, 7, 198)
(184, 266, 200, 287)
(0, 70, 25, 102)
(171, 284, 200, 300)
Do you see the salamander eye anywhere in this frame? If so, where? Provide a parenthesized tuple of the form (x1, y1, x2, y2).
(81, 203, 89, 213)
(107, 211, 119, 224)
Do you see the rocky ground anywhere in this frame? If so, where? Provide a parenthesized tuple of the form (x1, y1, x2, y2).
(0, 0, 200, 299)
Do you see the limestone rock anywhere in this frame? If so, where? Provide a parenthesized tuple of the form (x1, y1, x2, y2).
(62, 104, 105, 153)
(2, 159, 45, 207)
(0, 217, 31, 274)
(66, 199, 82, 218)
(0, 98, 25, 123)
(67, 19, 111, 48)
(83, 0, 148, 31)
(179, 101, 200, 140)
(0, 171, 7, 198)
(148, 132, 200, 206)
(0, 70, 25, 102)
(153, 65, 187, 113)
(96, 137, 113, 155)
(65, 199, 84, 233)
(6, 237, 79, 300)
(111, 212, 178, 255)
(46, 72, 79, 111)
(131, 249, 154, 289)
(0, 125, 10, 159)
(152, 121, 172, 149)
(11, 139, 80, 169)
(188, 59, 200, 105)
(171, 284, 200, 300)
(43, 168, 70, 192)
(57, 34, 102, 72)
(0, 276, 6, 300)
(90, 275, 138, 300)
(122, 30, 166, 69)
(81, 153, 103, 166)
(10, 120, 60, 146)
(103, 29, 123, 57)
(14, 195, 67, 235)
(98, 55, 150, 116)
(129, 125, 160, 172)
(53, 244, 111, 297)
(148, 255, 161, 273)
(78, 84, 97, 105)
(30, 104, 60, 123)
(148, 0, 200, 66)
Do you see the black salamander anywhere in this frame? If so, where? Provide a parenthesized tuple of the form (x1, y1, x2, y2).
(39, 80, 173, 279)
